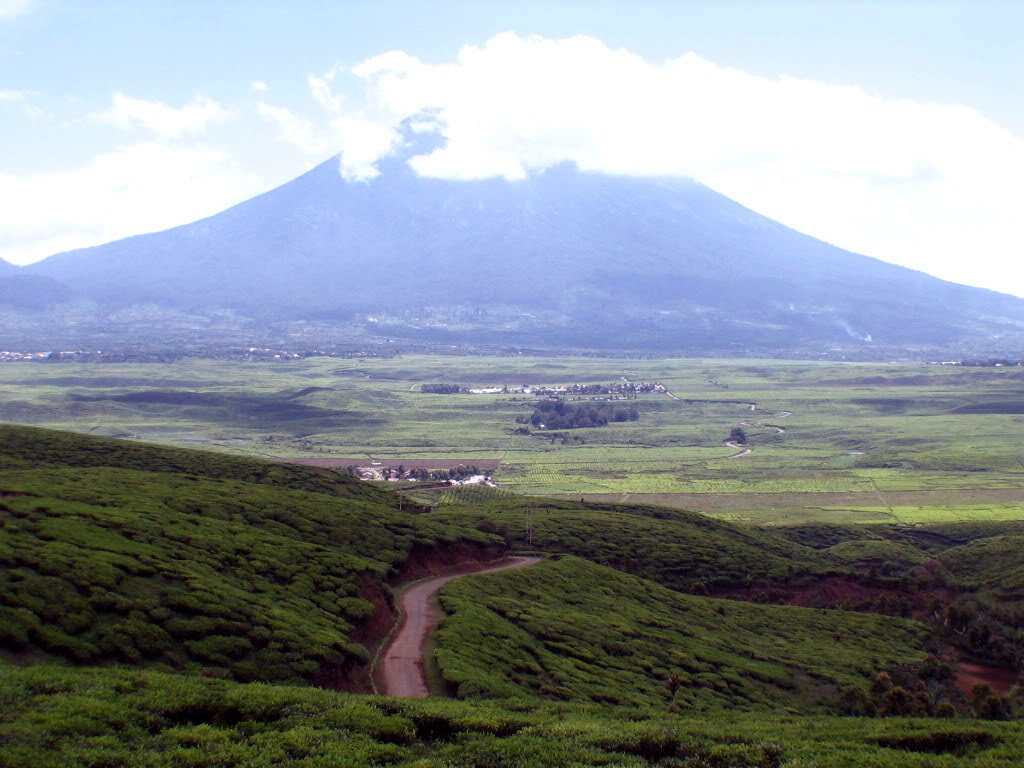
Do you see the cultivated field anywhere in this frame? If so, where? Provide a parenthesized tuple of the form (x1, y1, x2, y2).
(2, 355, 1023, 525)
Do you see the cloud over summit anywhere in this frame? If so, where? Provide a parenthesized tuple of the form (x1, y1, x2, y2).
(259, 33, 1024, 295)
(2, 32, 1021, 297)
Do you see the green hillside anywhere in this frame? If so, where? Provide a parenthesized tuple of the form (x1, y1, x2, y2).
(0, 425, 499, 684)
(824, 539, 931, 567)
(429, 494, 832, 591)
(0, 422, 395, 501)
(4, 664, 1023, 768)
(4, 424, 1024, 767)
(435, 556, 930, 711)
(941, 536, 1024, 593)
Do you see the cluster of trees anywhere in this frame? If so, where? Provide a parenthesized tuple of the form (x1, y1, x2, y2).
(407, 465, 485, 482)
(525, 399, 639, 430)
(839, 662, 1022, 720)
(937, 595, 1024, 670)
(729, 427, 748, 444)
(421, 383, 463, 394)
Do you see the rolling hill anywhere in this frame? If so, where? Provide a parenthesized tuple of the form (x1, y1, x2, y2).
(428, 493, 833, 591)
(4, 425, 1024, 765)
(24, 153, 1024, 353)
(0, 425, 940, 716)
(435, 556, 928, 710)
(0, 425, 502, 686)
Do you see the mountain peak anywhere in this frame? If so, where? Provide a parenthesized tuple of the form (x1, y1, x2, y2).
(22, 159, 1024, 354)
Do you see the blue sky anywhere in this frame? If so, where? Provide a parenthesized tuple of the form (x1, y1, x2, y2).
(2, 0, 1023, 295)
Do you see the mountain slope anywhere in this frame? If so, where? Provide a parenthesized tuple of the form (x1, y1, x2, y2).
(27, 156, 1024, 351)
(0, 274, 73, 310)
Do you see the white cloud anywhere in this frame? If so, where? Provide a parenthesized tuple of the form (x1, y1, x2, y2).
(275, 32, 1024, 295)
(257, 68, 398, 181)
(91, 92, 232, 140)
(0, 88, 45, 121)
(0, 0, 31, 19)
(256, 101, 330, 156)
(0, 143, 263, 265)
(250, 80, 268, 94)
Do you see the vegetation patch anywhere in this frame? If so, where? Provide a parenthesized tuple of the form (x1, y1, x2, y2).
(526, 399, 639, 429)
(9, 664, 1024, 768)
(875, 729, 999, 755)
(434, 556, 929, 712)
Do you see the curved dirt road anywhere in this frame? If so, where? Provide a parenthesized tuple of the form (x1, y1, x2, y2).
(726, 407, 792, 457)
(724, 440, 752, 458)
(378, 556, 543, 698)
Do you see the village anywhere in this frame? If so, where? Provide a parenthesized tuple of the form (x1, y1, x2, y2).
(350, 462, 497, 487)
(463, 380, 666, 397)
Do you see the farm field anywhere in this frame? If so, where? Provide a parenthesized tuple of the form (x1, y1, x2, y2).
(1, 355, 1023, 526)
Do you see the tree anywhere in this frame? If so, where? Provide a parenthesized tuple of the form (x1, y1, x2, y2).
(837, 685, 873, 716)
(972, 684, 1010, 720)
(729, 427, 747, 445)
(878, 686, 923, 717)
(870, 672, 893, 701)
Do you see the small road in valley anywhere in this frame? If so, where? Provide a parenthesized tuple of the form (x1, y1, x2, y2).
(377, 556, 543, 698)
(727, 406, 792, 458)
(724, 440, 752, 458)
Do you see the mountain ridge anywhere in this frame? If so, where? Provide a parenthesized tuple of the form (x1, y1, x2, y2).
(22, 156, 1024, 353)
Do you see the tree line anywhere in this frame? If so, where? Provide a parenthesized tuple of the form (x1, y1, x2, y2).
(524, 399, 640, 430)
(421, 383, 463, 394)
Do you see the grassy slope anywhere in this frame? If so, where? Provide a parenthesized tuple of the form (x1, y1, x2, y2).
(941, 536, 1024, 593)
(428, 493, 834, 591)
(435, 557, 930, 712)
(3, 664, 1023, 768)
(824, 539, 931, 567)
(0, 425, 499, 683)
(0, 422, 397, 500)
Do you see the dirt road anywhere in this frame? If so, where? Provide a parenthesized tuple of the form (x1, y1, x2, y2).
(377, 556, 543, 698)
(724, 440, 752, 458)
(727, 407, 792, 457)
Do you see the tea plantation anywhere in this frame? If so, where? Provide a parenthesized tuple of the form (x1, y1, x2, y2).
(2, 425, 1024, 766)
